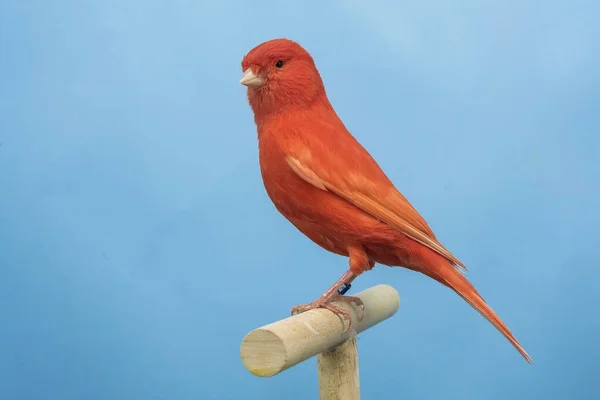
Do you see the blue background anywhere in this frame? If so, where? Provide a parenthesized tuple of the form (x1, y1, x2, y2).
(1, 1, 598, 399)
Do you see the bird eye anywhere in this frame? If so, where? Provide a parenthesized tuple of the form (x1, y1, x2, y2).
(275, 60, 284, 68)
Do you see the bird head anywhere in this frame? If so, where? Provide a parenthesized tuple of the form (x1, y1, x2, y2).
(240, 38, 326, 118)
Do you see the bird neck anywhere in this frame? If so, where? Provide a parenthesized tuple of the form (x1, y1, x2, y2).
(252, 91, 333, 129)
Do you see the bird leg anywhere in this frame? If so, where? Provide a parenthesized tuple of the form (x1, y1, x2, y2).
(290, 269, 365, 333)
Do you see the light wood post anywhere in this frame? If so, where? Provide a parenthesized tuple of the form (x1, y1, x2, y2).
(317, 336, 360, 400)
(240, 284, 400, 397)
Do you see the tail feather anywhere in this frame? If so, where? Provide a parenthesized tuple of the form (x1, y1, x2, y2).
(420, 252, 533, 363)
(449, 274, 533, 363)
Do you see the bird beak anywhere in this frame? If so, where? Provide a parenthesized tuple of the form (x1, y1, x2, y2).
(240, 69, 265, 88)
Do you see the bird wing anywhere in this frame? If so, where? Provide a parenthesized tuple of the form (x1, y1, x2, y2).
(285, 148, 467, 272)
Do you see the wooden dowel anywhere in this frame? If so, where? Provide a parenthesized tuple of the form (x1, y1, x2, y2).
(240, 284, 400, 377)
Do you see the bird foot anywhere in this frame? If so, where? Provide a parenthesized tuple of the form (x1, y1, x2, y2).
(291, 295, 365, 333)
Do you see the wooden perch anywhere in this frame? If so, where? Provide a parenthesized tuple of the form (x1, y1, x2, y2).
(240, 284, 400, 378)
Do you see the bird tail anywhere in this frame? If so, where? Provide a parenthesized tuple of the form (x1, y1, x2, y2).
(420, 251, 533, 363)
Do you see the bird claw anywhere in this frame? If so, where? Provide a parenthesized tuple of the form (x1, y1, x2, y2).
(291, 295, 366, 334)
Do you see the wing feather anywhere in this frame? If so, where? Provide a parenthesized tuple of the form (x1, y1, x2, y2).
(286, 155, 467, 272)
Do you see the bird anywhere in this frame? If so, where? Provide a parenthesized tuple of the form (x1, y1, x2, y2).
(239, 38, 532, 363)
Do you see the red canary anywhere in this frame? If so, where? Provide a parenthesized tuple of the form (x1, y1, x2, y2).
(240, 38, 532, 363)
